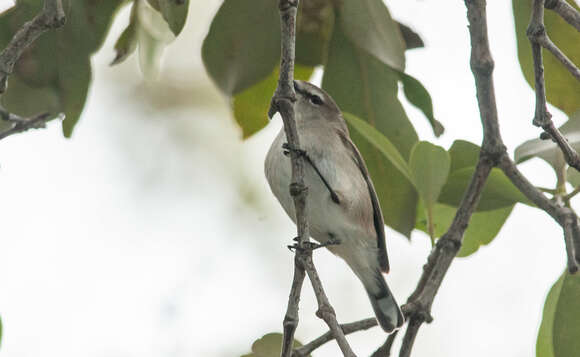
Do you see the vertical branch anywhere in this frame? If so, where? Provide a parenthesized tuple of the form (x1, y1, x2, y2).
(269, 1, 354, 356)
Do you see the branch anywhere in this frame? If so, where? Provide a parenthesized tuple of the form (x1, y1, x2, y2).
(292, 318, 376, 357)
(527, 0, 580, 171)
(270, 1, 354, 356)
(370, 330, 398, 357)
(0, 107, 64, 140)
(545, 0, 580, 33)
(0, 0, 66, 93)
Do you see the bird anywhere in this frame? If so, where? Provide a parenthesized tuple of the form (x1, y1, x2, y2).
(264, 80, 404, 332)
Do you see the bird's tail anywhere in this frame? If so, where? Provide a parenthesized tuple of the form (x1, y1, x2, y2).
(365, 270, 404, 333)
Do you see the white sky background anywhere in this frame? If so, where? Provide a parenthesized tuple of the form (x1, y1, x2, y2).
(0, 0, 577, 356)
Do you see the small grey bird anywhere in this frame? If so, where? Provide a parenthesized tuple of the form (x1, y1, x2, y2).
(265, 80, 404, 332)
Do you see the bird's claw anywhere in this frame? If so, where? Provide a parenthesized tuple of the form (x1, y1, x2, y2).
(287, 239, 340, 253)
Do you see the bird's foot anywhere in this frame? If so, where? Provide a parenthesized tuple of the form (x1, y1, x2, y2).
(287, 238, 340, 252)
(282, 142, 306, 157)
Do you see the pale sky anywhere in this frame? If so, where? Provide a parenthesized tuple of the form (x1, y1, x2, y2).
(0, 1, 577, 357)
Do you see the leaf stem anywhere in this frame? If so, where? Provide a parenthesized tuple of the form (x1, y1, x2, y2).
(427, 205, 435, 246)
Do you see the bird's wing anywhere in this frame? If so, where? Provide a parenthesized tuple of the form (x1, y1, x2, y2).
(337, 129, 389, 273)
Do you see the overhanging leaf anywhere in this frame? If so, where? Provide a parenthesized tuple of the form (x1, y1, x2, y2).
(409, 141, 450, 206)
(337, 0, 405, 71)
(344, 112, 417, 237)
(537, 272, 580, 357)
(513, 0, 580, 115)
(397, 21, 424, 50)
(439, 167, 533, 210)
(449, 140, 481, 173)
(202, 0, 280, 95)
(232, 65, 313, 139)
(398, 72, 444, 137)
(241, 333, 308, 357)
(415, 202, 514, 257)
(295, 0, 334, 66)
(322, 22, 418, 158)
(567, 166, 580, 187)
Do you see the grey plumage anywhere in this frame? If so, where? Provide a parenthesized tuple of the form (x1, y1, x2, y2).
(264, 80, 404, 332)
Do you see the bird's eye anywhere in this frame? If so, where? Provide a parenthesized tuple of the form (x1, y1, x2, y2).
(309, 95, 323, 105)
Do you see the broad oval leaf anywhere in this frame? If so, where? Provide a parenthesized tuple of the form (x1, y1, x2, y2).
(537, 272, 580, 357)
(232, 65, 313, 139)
(449, 140, 481, 173)
(409, 141, 450, 206)
(295, 0, 334, 66)
(337, 0, 405, 71)
(202, 0, 280, 95)
(415, 202, 514, 257)
(322, 23, 418, 159)
(439, 167, 533, 210)
(241, 333, 308, 357)
(513, 1, 580, 115)
(344, 112, 417, 237)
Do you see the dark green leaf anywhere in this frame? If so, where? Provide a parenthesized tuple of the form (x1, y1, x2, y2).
(397, 21, 424, 50)
(157, 0, 189, 36)
(241, 333, 308, 357)
(415, 202, 513, 256)
(0, 314, 2, 349)
(295, 0, 334, 66)
(0, 0, 122, 137)
(537, 272, 580, 357)
(345, 112, 418, 237)
(398, 72, 444, 137)
(202, 0, 280, 95)
(513, 1, 580, 115)
(337, 0, 405, 71)
(232, 65, 313, 139)
(111, 5, 138, 66)
(322, 23, 418, 158)
(439, 167, 533, 210)
(409, 141, 450, 205)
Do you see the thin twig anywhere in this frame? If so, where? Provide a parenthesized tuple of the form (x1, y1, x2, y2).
(545, 0, 580, 33)
(292, 318, 377, 357)
(527, 0, 580, 171)
(0, 108, 63, 140)
(270, 0, 354, 356)
(0, 0, 66, 93)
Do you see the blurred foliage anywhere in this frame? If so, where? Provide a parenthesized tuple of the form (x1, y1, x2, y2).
(513, 0, 580, 116)
(241, 333, 308, 357)
(537, 272, 580, 357)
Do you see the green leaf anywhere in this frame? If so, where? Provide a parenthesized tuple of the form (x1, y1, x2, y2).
(537, 272, 580, 357)
(111, 4, 138, 66)
(322, 23, 418, 159)
(439, 167, 533, 210)
(415, 202, 514, 256)
(0, 0, 123, 137)
(157, 0, 189, 36)
(398, 72, 444, 137)
(0, 314, 2, 349)
(241, 333, 308, 357)
(449, 140, 481, 173)
(202, 0, 280, 95)
(343, 112, 411, 181)
(344, 112, 417, 237)
(337, 0, 405, 71)
(232, 65, 313, 139)
(295, 0, 335, 66)
(409, 141, 450, 206)
(513, 1, 580, 115)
